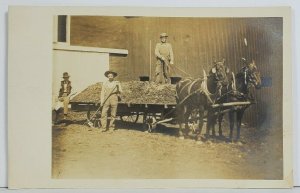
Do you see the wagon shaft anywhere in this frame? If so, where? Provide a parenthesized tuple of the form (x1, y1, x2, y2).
(211, 101, 251, 108)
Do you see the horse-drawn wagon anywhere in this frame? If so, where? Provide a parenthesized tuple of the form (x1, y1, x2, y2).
(69, 58, 261, 143)
(67, 58, 261, 143)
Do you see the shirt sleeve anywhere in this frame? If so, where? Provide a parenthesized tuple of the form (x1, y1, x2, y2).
(115, 81, 122, 93)
(155, 43, 162, 59)
(168, 43, 174, 63)
(67, 81, 72, 95)
(59, 81, 63, 97)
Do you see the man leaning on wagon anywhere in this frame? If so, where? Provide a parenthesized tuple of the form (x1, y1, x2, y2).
(155, 32, 174, 84)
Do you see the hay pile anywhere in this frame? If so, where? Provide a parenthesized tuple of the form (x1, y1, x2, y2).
(121, 81, 176, 104)
(71, 82, 102, 103)
(71, 81, 176, 104)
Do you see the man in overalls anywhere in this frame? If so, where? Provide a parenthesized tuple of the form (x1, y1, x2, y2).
(58, 72, 72, 119)
(155, 33, 174, 84)
(100, 71, 122, 132)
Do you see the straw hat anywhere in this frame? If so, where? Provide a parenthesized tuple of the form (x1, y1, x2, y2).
(62, 72, 70, 78)
(104, 71, 118, 78)
(160, 32, 168, 38)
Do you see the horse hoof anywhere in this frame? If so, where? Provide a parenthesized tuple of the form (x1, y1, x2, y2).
(196, 141, 203, 145)
(206, 140, 212, 145)
(179, 136, 185, 140)
(237, 141, 243, 146)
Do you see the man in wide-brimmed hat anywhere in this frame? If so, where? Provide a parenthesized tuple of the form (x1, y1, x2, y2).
(100, 70, 122, 132)
(58, 72, 72, 119)
(154, 32, 174, 84)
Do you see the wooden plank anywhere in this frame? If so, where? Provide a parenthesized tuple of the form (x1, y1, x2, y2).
(211, 101, 251, 108)
(53, 44, 128, 55)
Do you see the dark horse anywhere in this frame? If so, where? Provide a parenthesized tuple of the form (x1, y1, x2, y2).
(212, 59, 262, 142)
(205, 60, 231, 138)
(175, 59, 230, 140)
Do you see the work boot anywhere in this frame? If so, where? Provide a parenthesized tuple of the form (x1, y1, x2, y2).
(101, 127, 108, 132)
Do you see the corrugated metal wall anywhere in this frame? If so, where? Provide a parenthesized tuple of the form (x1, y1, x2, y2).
(70, 16, 283, 128)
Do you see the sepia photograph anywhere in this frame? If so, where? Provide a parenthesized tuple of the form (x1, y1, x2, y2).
(51, 15, 284, 180)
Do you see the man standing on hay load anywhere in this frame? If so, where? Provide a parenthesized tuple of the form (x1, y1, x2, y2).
(100, 71, 122, 132)
(155, 33, 174, 84)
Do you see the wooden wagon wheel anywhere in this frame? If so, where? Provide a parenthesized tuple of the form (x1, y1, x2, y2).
(187, 109, 205, 136)
(87, 106, 102, 128)
(142, 113, 157, 133)
(120, 112, 140, 123)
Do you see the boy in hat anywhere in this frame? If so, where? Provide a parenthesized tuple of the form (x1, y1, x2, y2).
(58, 72, 72, 119)
(100, 71, 122, 132)
(154, 32, 174, 84)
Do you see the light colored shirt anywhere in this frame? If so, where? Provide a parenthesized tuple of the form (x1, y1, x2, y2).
(63, 83, 68, 93)
(100, 80, 122, 104)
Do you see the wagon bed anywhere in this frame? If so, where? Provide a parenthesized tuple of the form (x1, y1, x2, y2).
(70, 100, 177, 125)
(69, 81, 253, 130)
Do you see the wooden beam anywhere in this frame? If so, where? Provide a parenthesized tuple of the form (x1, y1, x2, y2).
(211, 101, 251, 108)
(155, 118, 173, 125)
(53, 44, 128, 55)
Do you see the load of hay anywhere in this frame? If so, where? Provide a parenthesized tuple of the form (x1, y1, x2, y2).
(71, 81, 176, 104)
(71, 82, 103, 103)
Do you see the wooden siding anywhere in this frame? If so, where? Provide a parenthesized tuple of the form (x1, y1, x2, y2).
(70, 16, 283, 127)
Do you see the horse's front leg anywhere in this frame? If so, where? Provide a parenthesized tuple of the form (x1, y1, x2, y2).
(205, 112, 211, 138)
(228, 110, 235, 142)
(178, 121, 184, 138)
(178, 105, 190, 139)
(236, 109, 245, 142)
(177, 106, 185, 139)
(218, 113, 224, 137)
(211, 118, 216, 137)
(206, 110, 216, 139)
(184, 108, 192, 136)
(196, 106, 204, 141)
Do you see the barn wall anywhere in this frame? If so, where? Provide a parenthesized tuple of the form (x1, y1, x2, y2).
(70, 16, 283, 128)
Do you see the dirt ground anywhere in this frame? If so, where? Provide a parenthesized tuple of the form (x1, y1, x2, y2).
(52, 111, 283, 179)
